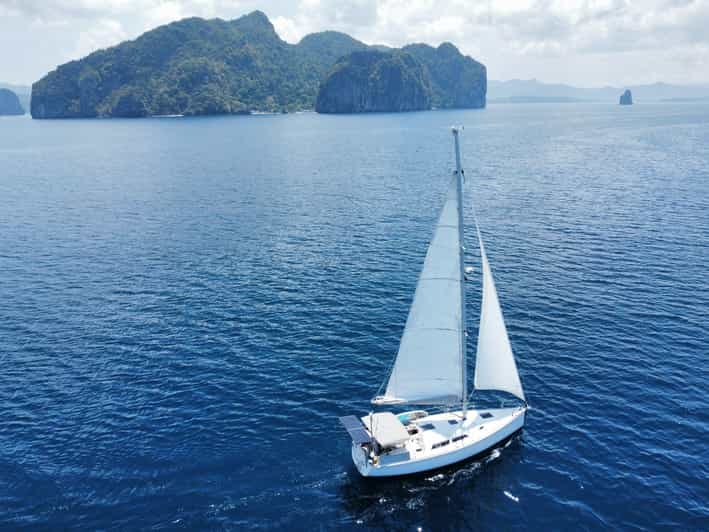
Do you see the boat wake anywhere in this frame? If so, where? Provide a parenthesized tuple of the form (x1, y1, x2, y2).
(338, 431, 524, 526)
(504, 490, 520, 502)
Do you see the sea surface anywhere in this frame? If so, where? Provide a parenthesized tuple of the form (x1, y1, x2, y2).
(1, 104, 707, 530)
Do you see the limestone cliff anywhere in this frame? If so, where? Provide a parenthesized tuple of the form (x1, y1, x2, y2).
(403, 43, 486, 109)
(315, 43, 487, 114)
(315, 51, 431, 113)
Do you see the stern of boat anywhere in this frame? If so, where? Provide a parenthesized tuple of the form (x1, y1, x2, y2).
(351, 443, 371, 476)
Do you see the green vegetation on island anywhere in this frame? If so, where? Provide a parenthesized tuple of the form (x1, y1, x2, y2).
(31, 10, 486, 118)
(315, 51, 432, 113)
(402, 43, 486, 109)
(316, 44, 486, 113)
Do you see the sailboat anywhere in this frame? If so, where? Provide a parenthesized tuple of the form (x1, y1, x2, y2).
(339, 127, 527, 477)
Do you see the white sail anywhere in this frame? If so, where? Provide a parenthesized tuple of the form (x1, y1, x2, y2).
(378, 177, 465, 405)
(473, 228, 525, 401)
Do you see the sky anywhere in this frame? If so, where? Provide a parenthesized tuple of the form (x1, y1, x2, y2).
(1, 0, 708, 87)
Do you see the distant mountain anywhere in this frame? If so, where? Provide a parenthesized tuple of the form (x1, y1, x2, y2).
(488, 79, 709, 103)
(0, 83, 30, 112)
(0, 88, 25, 115)
(31, 11, 486, 119)
(0, 82, 30, 94)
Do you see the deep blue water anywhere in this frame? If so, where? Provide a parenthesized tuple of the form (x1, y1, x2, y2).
(1, 104, 708, 530)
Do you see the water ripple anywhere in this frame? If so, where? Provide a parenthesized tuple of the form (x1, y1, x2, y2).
(0, 105, 707, 529)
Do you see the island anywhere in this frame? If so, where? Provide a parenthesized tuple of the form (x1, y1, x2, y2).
(619, 89, 633, 105)
(402, 43, 486, 109)
(315, 43, 486, 114)
(31, 11, 486, 118)
(315, 51, 431, 113)
(0, 88, 25, 115)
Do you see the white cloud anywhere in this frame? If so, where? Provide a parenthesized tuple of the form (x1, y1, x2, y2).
(73, 18, 128, 58)
(272, 15, 302, 43)
(1, 0, 708, 86)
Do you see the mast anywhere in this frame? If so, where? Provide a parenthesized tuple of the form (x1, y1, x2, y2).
(372, 128, 469, 407)
(452, 127, 467, 415)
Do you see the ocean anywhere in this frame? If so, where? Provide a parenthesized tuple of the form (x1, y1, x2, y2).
(1, 104, 707, 530)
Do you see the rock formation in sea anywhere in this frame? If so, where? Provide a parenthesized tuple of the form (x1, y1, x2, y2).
(402, 43, 487, 109)
(619, 89, 633, 105)
(31, 11, 486, 118)
(0, 88, 25, 115)
(315, 51, 432, 113)
(316, 43, 487, 114)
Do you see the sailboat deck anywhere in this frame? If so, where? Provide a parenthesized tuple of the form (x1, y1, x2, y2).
(360, 407, 522, 464)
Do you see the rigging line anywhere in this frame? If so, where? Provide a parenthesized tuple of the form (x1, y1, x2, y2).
(469, 184, 485, 258)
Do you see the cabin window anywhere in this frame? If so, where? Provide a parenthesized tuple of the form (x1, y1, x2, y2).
(447, 419, 459, 425)
(480, 412, 493, 419)
(432, 440, 450, 449)
(452, 435, 468, 442)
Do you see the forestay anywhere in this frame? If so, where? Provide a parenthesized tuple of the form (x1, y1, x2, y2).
(473, 226, 526, 401)
(378, 177, 465, 405)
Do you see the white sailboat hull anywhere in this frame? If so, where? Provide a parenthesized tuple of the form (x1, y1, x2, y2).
(351, 407, 526, 478)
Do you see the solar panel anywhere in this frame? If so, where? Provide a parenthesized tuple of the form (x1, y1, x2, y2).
(348, 428, 372, 445)
(339, 416, 372, 445)
(339, 415, 362, 430)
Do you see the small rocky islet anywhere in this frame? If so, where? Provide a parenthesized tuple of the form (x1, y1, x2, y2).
(619, 89, 633, 105)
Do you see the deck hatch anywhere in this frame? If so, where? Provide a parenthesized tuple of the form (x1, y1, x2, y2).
(480, 412, 493, 419)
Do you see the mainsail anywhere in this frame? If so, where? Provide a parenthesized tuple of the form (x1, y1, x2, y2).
(473, 226, 526, 401)
(374, 127, 525, 407)
(376, 177, 465, 405)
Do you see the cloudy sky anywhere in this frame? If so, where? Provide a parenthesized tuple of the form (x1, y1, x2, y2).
(1, 0, 708, 87)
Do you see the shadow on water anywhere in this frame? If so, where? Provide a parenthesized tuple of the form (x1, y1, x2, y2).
(337, 432, 526, 529)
